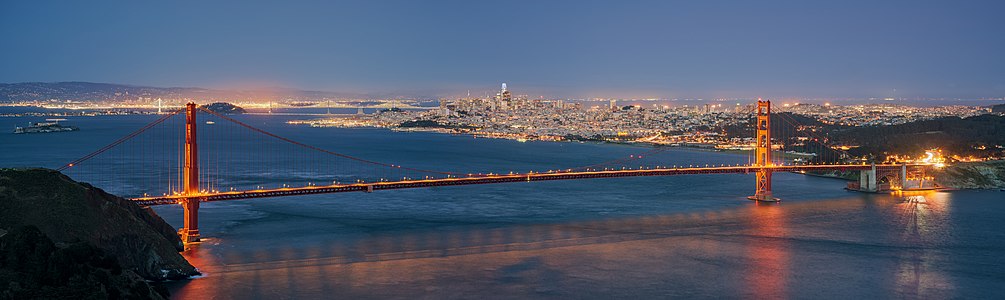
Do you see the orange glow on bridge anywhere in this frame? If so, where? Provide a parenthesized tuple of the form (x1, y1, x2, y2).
(131, 164, 921, 206)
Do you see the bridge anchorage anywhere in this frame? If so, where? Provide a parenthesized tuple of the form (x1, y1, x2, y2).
(57, 100, 938, 245)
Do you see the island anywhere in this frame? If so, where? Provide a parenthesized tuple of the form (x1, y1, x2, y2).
(200, 102, 246, 114)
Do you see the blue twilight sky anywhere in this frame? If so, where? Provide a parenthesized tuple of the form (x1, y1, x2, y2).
(1, 0, 1003, 99)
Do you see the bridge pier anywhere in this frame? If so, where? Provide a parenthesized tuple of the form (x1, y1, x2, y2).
(179, 198, 200, 243)
(857, 164, 878, 192)
(749, 168, 776, 202)
(901, 164, 908, 190)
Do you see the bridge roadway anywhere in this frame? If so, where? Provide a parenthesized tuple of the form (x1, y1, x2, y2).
(132, 164, 910, 206)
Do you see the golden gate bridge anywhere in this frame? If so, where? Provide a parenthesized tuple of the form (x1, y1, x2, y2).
(57, 100, 935, 244)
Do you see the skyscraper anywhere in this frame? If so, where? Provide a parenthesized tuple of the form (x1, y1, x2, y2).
(495, 83, 512, 110)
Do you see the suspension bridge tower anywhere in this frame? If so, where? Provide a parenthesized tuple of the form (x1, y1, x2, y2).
(749, 99, 779, 202)
(179, 102, 202, 243)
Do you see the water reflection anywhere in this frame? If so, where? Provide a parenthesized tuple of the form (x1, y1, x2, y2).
(890, 193, 954, 298)
(744, 203, 788, 299)
(167, 193, 969, 299)
(170, 205, 780, 298)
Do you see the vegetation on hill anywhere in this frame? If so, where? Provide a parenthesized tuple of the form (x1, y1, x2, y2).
(831, 115, 1005, 159)
(721, 113, 1005, 162)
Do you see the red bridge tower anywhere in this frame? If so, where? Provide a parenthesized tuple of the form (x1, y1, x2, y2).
(749, 99, 779, 202)
(179, 102, 201, 243)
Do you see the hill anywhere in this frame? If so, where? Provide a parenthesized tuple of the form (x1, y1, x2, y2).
(1, 226, 172, 299)
(992, 103, 1005, 113)
(831, 114, 1005, 159)
(0, 81, 393, 102)
(0, 169, 198, 280)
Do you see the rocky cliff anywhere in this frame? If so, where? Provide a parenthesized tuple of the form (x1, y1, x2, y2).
(932, 160, 1005, 189)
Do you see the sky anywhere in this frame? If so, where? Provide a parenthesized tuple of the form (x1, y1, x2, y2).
(2, 0, 1004, 99)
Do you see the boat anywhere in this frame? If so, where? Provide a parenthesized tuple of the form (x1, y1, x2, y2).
(13, 119, 79, 134)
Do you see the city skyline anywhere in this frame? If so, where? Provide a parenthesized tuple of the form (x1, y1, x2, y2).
(2, 1, 1004, 99)
(2, 2, 1005, 298)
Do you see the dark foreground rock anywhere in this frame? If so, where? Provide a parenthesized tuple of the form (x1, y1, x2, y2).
(0, 168, 198, 297)
(0, 226, 171, 299)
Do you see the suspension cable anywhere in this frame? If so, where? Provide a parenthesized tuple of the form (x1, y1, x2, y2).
(57, 109, 184, 171)
(199, 107, 460, 176)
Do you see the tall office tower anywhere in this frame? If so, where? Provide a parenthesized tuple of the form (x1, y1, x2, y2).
(496, 83, 512, 110)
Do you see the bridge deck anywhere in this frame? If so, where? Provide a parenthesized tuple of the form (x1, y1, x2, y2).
(132, 164, 911, 206)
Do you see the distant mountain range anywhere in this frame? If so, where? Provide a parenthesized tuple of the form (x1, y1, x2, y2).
(0, 82, 429, 102)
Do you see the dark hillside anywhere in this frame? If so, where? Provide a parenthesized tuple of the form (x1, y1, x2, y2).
(0, 226, 171, 299)
(0, 168, 197, 280)
(831, 115, 1005, 159)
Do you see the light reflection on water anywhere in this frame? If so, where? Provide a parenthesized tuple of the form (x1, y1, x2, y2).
(162, 192, 1004, 299)
(892, 193, 954, 298)
(745, 203, 788, 299)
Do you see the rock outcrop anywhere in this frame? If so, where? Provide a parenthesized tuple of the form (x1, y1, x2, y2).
(932, 160, 1005, 189)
